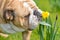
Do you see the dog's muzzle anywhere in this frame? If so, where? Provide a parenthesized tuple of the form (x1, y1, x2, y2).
(28, 9, 42, 30)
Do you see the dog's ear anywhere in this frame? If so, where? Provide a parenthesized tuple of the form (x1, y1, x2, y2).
(3, 10, 15, 22)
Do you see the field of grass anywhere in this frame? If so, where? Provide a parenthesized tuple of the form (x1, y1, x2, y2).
(0, 0, 60, 40)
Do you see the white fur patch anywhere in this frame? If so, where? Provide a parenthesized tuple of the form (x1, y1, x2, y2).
(19, 0, 23, 1)
(23, 2, 33, 14)
(38, 9, 42, 14)
(23, 2, 29, 8)
(29, 12, 38, 29)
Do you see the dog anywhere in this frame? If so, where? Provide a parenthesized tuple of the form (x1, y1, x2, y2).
(0, 0, 42, 40)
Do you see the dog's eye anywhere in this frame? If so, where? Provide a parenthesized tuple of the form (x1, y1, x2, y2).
(3, 10, 15, 22)
(24, 13, 30, 18)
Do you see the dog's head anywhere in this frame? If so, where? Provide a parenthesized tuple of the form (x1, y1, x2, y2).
(2, 0, 42, 30)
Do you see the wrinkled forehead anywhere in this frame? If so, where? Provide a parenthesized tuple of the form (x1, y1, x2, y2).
(19, 0, 34, 8)
(22, 1, 34, 13)
(8, 0, 33, 11)
(19, 0, 31, 2)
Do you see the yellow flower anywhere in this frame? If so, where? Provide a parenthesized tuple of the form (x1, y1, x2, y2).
(42, 11, 49, 19)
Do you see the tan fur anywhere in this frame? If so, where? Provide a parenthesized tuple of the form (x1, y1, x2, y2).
(0, 0, 39, 40)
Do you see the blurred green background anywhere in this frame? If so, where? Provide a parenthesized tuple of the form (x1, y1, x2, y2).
(0, 0, 60, 40)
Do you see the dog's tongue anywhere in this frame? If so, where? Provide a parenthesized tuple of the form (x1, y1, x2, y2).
(39, 21, 51, 27)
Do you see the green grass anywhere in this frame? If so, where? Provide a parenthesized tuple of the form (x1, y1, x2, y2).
(51, 13, 60, 40)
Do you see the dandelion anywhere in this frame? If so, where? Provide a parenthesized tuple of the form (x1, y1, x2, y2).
(42, 11, 49, 19)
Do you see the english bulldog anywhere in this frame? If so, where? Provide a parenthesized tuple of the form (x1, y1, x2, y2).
(0, 0, 42, 40)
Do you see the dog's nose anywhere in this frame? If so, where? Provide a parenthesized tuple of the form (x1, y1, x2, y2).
(33, 9, 42, 21)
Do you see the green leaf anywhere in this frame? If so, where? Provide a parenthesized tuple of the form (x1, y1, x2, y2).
(39, 21, 51, 27)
